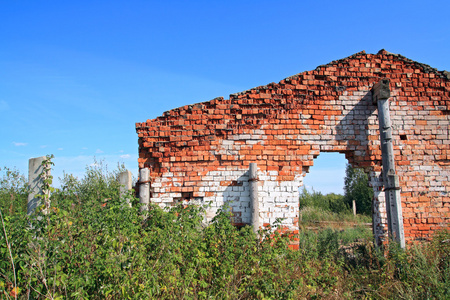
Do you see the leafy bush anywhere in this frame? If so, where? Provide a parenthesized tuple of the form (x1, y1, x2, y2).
(0, 159, 302, 299)
(0, 158, 449, 299)
(0, 167, 29, 216)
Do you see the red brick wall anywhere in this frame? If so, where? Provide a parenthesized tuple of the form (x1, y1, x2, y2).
(136, 50, 450, 244)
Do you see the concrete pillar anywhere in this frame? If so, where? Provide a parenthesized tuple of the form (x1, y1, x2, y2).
(373, 79, 405, 248)
(249, 163, 259, 234)
(27, 156, 50, 215)
(119, 170, 133, 207)
(139, 168, 150, 212)
(352, 200, 357, 216)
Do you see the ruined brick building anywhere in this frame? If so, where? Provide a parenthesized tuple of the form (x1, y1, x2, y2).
(136, 50, 450, 245)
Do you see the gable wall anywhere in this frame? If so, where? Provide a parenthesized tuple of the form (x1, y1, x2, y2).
(136, 50, 450, 244)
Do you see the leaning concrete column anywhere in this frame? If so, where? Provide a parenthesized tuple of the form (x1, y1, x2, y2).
(139, 168, 150, 212)
(373, 79, 405, 248)
(249, 163, 259, 234)
(27, 156, 50, 215)
(119, 170, 133, 207)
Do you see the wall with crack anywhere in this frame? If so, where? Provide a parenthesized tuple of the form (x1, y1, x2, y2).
(136, 50, 450, 244)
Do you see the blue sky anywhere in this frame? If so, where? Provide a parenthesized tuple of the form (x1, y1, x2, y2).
(1, 0, 449, 194)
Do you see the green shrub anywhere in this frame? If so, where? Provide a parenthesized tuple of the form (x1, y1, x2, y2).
(0, 158, 300, 299)
(1, 157, 449, 299)
(0, 167, 29, 216)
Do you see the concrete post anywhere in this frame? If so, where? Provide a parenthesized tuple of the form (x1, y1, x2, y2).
(373, 79, 405, 248)
(27, 156, 50, 215)
(249, 163, 259, 234)
(352, 200, 357, 216)
(139, 168, 150, 212)
(119, 170, 133, 207)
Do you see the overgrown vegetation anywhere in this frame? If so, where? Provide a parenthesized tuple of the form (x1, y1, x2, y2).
(298, 185, 373, 252)
(0, 167, 29, 216)
(0, 158, 449, 299)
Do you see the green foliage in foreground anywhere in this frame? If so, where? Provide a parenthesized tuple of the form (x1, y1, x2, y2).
(0, 162, 449, 299)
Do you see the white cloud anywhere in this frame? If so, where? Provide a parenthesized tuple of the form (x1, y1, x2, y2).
(40, 145, 48, 148)
(57, 148, 64, 151)
(81, 147, 88, 150)
(95, 149, 104, 154)
(13, 142, 27, 147)
(0, 100, 9, 112)
(120, 154, 131, 159)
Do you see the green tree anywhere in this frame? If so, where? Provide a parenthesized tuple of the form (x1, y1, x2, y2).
(344, 164, 373, 215)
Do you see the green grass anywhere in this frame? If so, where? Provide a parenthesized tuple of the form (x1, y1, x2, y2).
(300, 206, 372, 224)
